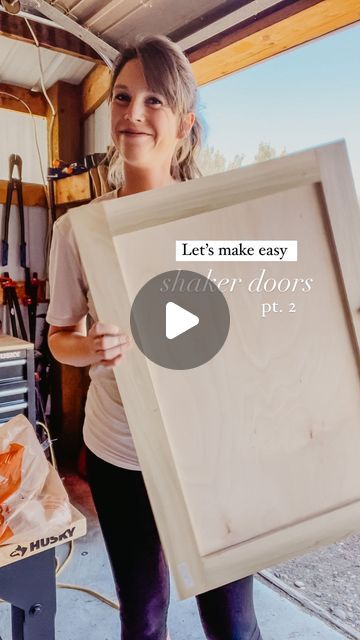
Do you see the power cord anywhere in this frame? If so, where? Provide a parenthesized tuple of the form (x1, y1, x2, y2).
(24, 15, 57, 272)
(23, 16, 56, 168)
(37, 419, 120, 610)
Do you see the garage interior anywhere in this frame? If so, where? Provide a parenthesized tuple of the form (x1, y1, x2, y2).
(0, 0, 359, 638)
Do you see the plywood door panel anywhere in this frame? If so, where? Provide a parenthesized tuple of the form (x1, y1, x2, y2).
(71, 142, 360, 597)
(110, 183, 360, 556)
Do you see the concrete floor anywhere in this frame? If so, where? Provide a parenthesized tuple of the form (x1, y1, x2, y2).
(0, 471, 348, 640)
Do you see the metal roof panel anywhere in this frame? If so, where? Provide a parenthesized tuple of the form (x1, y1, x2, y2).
(0, 36, 94, 88)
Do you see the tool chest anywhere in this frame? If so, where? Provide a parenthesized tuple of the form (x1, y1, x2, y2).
(0, 334, 35, 427)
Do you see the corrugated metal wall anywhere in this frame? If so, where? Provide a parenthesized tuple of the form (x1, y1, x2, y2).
(84, 100, 111, 156)
(0, 38, 93, 91)
(0, 109, 47, 183)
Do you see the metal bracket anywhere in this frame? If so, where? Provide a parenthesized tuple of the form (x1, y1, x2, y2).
(23, 0, 119, 67)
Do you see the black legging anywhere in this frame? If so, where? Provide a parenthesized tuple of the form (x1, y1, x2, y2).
(86, 447, 263, 640)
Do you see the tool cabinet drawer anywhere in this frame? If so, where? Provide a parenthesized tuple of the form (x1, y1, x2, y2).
(0, 355, 27, 382)
(0, 380, 28, 404)
(0, 402, 28, 423)
(0, 336, 35, 427)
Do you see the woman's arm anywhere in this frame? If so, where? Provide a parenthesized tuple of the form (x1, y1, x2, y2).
(48, 319, 132, 368)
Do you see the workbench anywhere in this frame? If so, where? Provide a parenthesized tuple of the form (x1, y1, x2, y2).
(0, 505, 86, 639)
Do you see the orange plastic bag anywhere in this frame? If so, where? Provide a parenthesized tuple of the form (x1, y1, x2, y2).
(0, 414, 72, 544)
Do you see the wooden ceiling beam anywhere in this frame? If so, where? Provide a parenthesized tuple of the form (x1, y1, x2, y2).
(173, 0, 315, 48)
(81, 63, 111, 119)
(79, 0, 360, 117)
(0, 82, 47, 116)
(0, 11, 102, 62)
(188, 0, 360, 85)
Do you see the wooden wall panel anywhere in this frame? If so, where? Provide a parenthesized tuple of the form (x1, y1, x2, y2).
(0, 181, 46, 207)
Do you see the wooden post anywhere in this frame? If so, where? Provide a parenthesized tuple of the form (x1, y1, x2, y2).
(49, 359, 90, 466)
(46, 82, 90, 466)
(46, 80, 82, 166)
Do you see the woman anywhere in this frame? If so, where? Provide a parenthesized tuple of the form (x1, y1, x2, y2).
(47, 34, 263, 640)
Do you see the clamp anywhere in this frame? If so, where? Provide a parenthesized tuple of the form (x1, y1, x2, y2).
(2, 154, 27, 269)
(0, 273, 28, 341)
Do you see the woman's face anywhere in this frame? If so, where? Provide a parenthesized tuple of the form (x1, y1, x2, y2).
(110, 58, 194, 171)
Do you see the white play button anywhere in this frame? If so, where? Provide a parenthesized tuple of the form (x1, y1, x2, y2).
(166, 302, 199, 340)
(130, 270, 230, 369)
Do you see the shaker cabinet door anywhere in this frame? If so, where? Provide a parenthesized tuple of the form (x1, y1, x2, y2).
(72, 141, 360, 598)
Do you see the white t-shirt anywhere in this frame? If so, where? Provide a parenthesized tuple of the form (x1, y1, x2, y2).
(46, 189, 141, 470)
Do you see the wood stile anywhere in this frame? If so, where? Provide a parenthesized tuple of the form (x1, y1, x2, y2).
(71, 141, 360, 599)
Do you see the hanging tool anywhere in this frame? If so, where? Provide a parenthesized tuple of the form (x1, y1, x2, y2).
(2, 154, 28, 271)
(1, 154, 38, 341)
(0, 273, 28, 341)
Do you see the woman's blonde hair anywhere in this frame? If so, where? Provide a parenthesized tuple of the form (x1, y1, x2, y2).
(106, 34, 203, 188)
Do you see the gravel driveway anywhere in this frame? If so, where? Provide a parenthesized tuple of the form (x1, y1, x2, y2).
(268, 534, 360, 637)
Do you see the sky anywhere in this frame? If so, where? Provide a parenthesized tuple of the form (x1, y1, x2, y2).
(198, 22, 360, 196)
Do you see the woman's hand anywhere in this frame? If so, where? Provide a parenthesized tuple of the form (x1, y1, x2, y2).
(48, 320, 132, 368)
(87, 322, 133, 367)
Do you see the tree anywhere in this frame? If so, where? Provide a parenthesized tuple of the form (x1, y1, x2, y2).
(254, 141, 286, 163)
(197, 142, 287, 176)
(197, 145, 245, 176)
(227, 153, 246, 171)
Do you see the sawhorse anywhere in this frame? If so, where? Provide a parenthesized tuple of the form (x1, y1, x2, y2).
(0, 548, 56, 639)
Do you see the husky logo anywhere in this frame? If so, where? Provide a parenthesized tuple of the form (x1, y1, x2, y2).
(10, 544, 27, 558)
(28, 527, 76, 552)
(9, 527, 76, 558)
